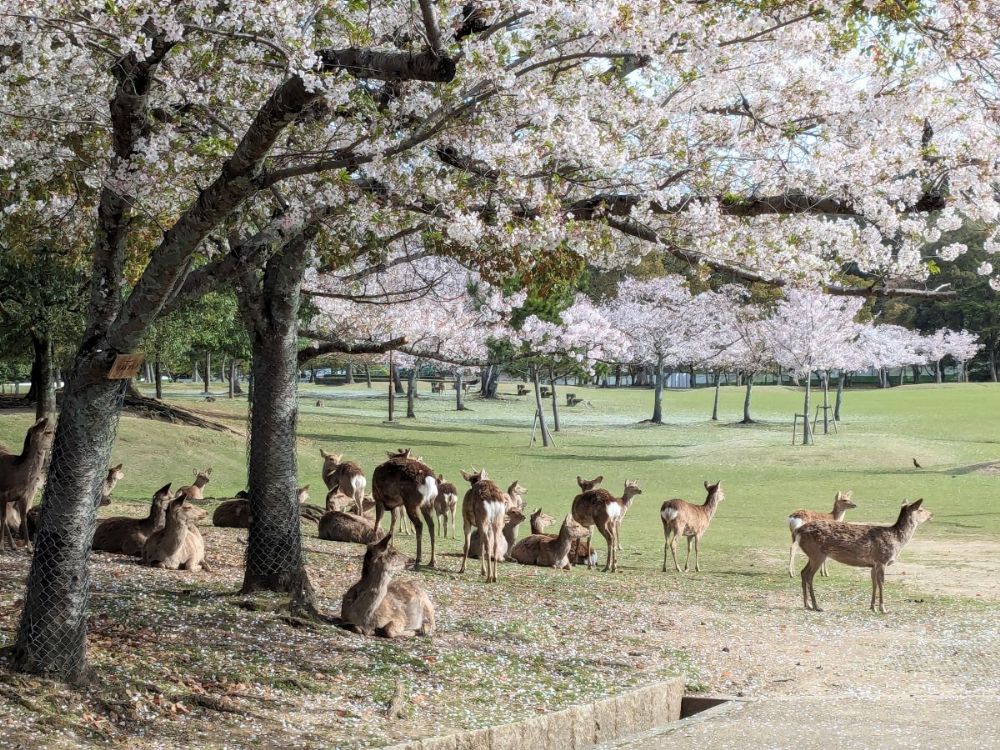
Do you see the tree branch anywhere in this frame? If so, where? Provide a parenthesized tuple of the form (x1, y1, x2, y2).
(297, 335, 410, 364)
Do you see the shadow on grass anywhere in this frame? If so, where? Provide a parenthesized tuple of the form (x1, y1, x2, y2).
(530, 452, 682, 463)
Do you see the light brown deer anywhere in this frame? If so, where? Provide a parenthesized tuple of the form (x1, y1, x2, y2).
(371, 449, 438, 567)
(433, 474, 458, 538)
(796, 499, 932, 613)
(571, 479, 642, 572)
(458, 469, 508, 582)
(469, 507, 526, 560)
(510, 515, 591, 569)
(787, 491, 857, 577)
(178, 467, 212, 501)
(101, 464, 125, 507)
(142, 495, 207, 571)
(318, 510, 385, 544)
(340, 533, 435, 638)
(0, 417, 54, 550)
(92, 483, 174, 556)
(660, 481, 725, 573)
(530, 507, 555, 534)
(320, 450, 367, 514)
(214, 485, 312, 528)
(505, 480, 527, 511)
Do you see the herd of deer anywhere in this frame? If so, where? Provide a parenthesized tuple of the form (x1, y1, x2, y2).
(0, 419, 935, 638)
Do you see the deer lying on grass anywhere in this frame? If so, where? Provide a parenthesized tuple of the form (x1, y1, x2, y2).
(326, 489, 375, 514)
(340, 533, 435, 638)
(510, 515, 590, 569)
(469, 507, 526, 560)
(372, 448, 438, 567)
(660, 481, 725, 573)
(92, 483, 175, 556)
(527, 507, 594, 565)
(571, 479, 641, 572)
(504, 480, 527, 511)
(796, 498, 932, 613)
(177, 467, 212, 521)
(433, 474, 458, 538)
(530, 508, 555, 534)
(321, 450, 367, 515)
(458, 469, 508, 582)
(318, 509, 385, 544)
(787, 491, 857, 577)
(213, 486, 311, 528)
(0, 417, 54, 550)
(142, 495, 207, 571)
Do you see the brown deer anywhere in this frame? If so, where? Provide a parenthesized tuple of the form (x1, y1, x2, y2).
(371, 449, 439, 567)
(571, 479, 642, 572)
(469, 507, 526, 560)
(16, 464, 120, 542)
(215, 485, 312, 528)
(505, 480, 527, 511)
(92, 483, 175, 556)
(100, 463, 125, 507)
(509, 515, 591, 569)
(433, 474, 458, 538)
(178, 467, 212, 501)
(340, 533, 435, 638)
(458, 469, 508, 582)
(796, 499, 933, 613)
(577, 475, 603, 492)
(660, 481, 725, 573)
(318, 510, 385, 544)
(0, 417, 54, 550)
(787, 491, 857, 577)
(142, 495, 207, 571)
(530, 508, 555, 534)
(320, 450, 367, 514)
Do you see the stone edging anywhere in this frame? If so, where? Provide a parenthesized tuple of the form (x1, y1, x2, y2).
(380, 678, 684, 750)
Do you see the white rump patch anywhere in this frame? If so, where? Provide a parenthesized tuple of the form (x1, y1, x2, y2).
(352, 475, 367, 493)
(445, 492, 458, 507)
(661, 507, 678, 522)
(788, 516, 804, 531)
(419, 476, 438, 507)
(605, 503, 623, 520)
(485, 501, 506, 523)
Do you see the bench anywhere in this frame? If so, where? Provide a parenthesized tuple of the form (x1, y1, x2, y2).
(516, 384, 530, 396)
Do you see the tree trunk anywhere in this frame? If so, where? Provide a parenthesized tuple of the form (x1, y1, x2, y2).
(834, 370, 845, 421)
(228, 358, 236, 399)
(387, 356, 396, 422)
(346, 363, 354, 384)
(650, 355, 664, 424)
(530, 366, 552, 447)
(741, 374, 755, 424)
(406, 366, 418, 419)
(154, 355, 163, 400)
(711, 371, 721, 421)
(820, 371, 830, 433)
(989, 341, 998, 382)
(935, 359, 942, 384)
(31, 333, 57, 419)
(549, 369, 560, 432)
(203, 351, 211, 392)
(455, 371, 466, 411)
(392, 365, 404, 395)
(364, 364, 372, 388)
(614, 365, 622, 387)
(802, 373, 813, 445)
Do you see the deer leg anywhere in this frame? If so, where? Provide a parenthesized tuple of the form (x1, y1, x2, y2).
(802, 558, 823, 611)
(682, 536, 692, 572)
(662, 528, 669, 573)
(421, 505, 436, 568)
(375, 502, 388, 536)
(876, 565, 887, 613)
(407, 505, 424, 567)
(788, 540, 798, 578)
(479, 525, 490, 578)
(693, 534, 701, 572)
(820, 558, 829, 577)
(599, 524, 614, 573)
(459, 519, 473, 574)
(669, 530, 681, 572)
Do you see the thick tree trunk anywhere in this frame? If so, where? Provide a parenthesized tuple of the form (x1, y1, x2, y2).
(989, 342, 998, 382)
(935, 359, 942, 384)
(834, 370, 845, 421)
(346, 363, 354, 384)
(154, 355, 163, 400)
(31, 333, 57, 419)
(711, 371, 721, 421)
(228, 358, 236, 399)
(203, 351, 211, 392)
(392, 366, 404, 395)
(549, 370, 560, 432)
(741, 374, 755, 424)
(406, 366, 417, 418)
(614, 365, 622, 388)
(455, 371, 466, 411)
(650, 355, 664, 424)
(364, 364, 372, 388)
(530, 366, 552, 447)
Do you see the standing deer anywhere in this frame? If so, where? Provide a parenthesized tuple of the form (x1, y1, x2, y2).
(340, 534, 435, 638)
(0, 417, 54, 550)
(142, 495, 207, 571)
(787, 491, 857, 577)
(433, 474, 458, 538)
(571, 479, 642, 572)
(92, 483, 175, 556)
(576, 475, 603, 493)
(458, 469, 508, 582)
(509, 515, 591, 569)
(371, 449, 438, 567)
(320, 450, 367, 515)
(660, 481, 725, 573)
(796, 499, 933, 613)
(469, 507, 526, 560)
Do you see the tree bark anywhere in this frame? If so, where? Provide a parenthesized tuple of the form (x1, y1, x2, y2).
(228, 358, 237, 399)
(530, 366, 552, 447)
(154, 355, 163, 400)
(614, 364, 622, 388)
(31, 333, 57, 419)
(834, 370, 845, 421)
(650, 355, 664, 424)
(802, 373, 813, 445)
(820, 371, 830, 434)
(935, 359, 942, 384)
(346, 363, 354, 384)
(203, 351, 211, 392)
(711, 371, 721, 421)
(549, 369, 560, 432)
(406, 366, 418, 418)
(392, 365, 405, 395)
(364, 364, 372, 388)
(741, 374, 755, 424)
(455, 371, 466, 411)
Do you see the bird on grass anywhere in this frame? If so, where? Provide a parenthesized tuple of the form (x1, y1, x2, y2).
(913, 458, 923, 469)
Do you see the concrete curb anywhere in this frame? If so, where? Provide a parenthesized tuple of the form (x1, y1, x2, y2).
(380, 678, 684, 750)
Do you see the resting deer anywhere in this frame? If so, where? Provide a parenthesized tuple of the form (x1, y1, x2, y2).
(0, 417, 54, 550)
(100, 464, 125, 507)
(787, 491, 857, 577)
(530, 508, 555, 534)
(326, 489, 376, 514)
(796, 499, 933, 613)
(214, 486, 311, 528)
(571, 479, 641, 572)
(458, 468, 507, 582)
(469, 507, 526, 560)
(318, 509, 385, 544)
(142, 495, 207, 571)
(504, 481, 527, 511)
(340, 533, 435, 638)
(371, 448, 438, 567)
(510, 515, 590, 569)
(92, 483, 174, 556)
(177, 467, 212, 520)
(433, 475, 458, 538)
(661, 481, 725, 573)
(320, 450, 367, 515)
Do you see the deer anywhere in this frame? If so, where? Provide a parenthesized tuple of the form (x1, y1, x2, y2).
(571, 479, 642, 572)
(0, 417, 54, 550)
(320, 450, 367, 515)
(660, 481, 725, 573)
(510, 515, 591, 569)
(177, 467, 212, 520)
(787, 491, 857, 577)
(213, 486, 311, 528)
(504, 480, 527, 511)
(469, 507, 526, 560)
(458, 468, 508, 582)
(796, 499, 933, 613)
(577, 475, 603, 493)
(371, 448, 438, 568)
(340, 533, 435, 638)
(16, 464, 121, 543)
(142, 495, 207, 571)
(318, 509, 385, 544)
(433, 474, 458, 538)
(100, 464, 125, 507)
(92, 483, 175, 556)
(530, 508, 555, 534)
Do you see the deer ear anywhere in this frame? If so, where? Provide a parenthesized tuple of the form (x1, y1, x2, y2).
(844, 490, 853, 499)
(376, 533, 393, 549)
(910, 498, 924, 510)
(704, 480, 710, 490)
(206, 468, 213, 476)
(157, 482, 172, 495)
(301, 484, 310, 491)
(112, 463, 123, 472)
(193, 468, 199, 477)
(480, 468, 489, 480)
(320, 449, 330, 458)
(595, 476, 603, 484)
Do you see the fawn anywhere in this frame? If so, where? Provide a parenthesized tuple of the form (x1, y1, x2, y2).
(660, 481, 725, 573)
(371, 448, 439, 567)
(320, 450, 367, 515)
(509, 515, 590, 569)
(458, 468, 508, 582)
(571, 479, 641, 572)
(787, 491, 857, 577)
(433, 474, 458, 538)
(92, 483, 175, 556)
(796, 498, 932, 613)
(142, 495, 206, 571)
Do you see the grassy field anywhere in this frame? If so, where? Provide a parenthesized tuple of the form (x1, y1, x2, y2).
(0, 381, 998, 748)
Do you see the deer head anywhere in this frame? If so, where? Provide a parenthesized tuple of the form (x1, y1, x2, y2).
(297, 485, 310, 504)
(623, 479, 642, 503)
(192, 467, 212, 485)
(704, 480, 724, 504)
(107, 464, 125, 483)
(461, 468, 488, 484)
(834, 491, 857, 512)
(530, 507, 555, 532)
(153, 483, 174, 509)
(386, 448, 412, 460)
(577, 475, 603, 492)
(362, 533, 408, 576)
(320, 449, 342, 466)
(903, 498, 933, 525)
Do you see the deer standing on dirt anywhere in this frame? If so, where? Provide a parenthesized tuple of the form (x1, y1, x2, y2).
(433, 474, 458, 538)
(571, 479, 641, 572)
(318, 510, 385, 544)
(321, 450, 367, 515)
(510, 515, 591, 569)
(0, 417, 54, 550)
(787, 491, 857, 577)
(340, 534, 435, 638)
(469, 507, 526, 560)
(371, 449, 438, 567)
(92, 483, 175, 556)
(796, 498, 932, 613)
(142, 495, 207, 571)
(660, 481, 725, 573)
(458, 469, 508, 582)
